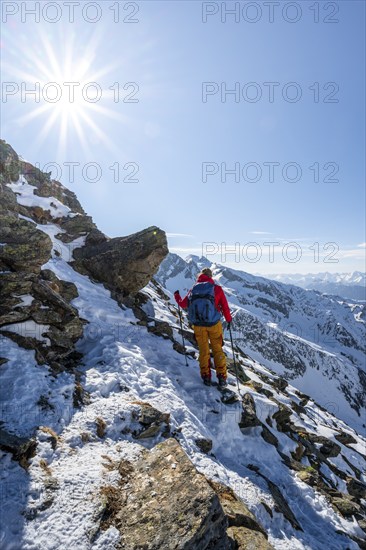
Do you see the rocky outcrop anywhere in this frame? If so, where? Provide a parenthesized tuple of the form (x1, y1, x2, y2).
(0, 269, 84, 370)
(239, 393, 262, 430)
(0, 140, 169, 370)
(0, 156, 84, 369)
(99, 438, 232, 549)
(0, 211, 52, 273)
(131, 402, 171, 439)
(0, 428, 37, 469)
(208, 480, 273, 549)
(97, 438, 273, 550)
(195, 438, 213, 454)
(72, 226, 168, 298)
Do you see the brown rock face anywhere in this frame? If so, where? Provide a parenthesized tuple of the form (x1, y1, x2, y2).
(208, 480, 274, 550)
(0, 212, 52, 273)
(100, 438, 231, 550)
(73, 226, 168, 297)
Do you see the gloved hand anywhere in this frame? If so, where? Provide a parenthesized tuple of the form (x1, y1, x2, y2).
(174, 290, 180, 295)
(223, 320, 232, 331)
(174, 290, 180, 303)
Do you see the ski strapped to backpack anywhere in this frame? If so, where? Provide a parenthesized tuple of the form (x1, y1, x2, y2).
(187, 282, 221, 326)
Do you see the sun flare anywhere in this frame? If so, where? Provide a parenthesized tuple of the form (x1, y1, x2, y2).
(3, 27, 125, 157)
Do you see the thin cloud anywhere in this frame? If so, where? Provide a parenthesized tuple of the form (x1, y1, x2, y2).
(170, 247, 205, 254)
(338, 248, 366, 259)
(357, 242, 366, 248)
(250, 231, 272, 235)
(167, 233, 195, 238)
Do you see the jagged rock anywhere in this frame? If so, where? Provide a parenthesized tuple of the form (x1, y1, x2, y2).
(347, 478, 366, 499)
(305, 434, 341, 458)
(273, 377, 288, 392)
(40, 270, 79, 303)
(46, 320, 83, 349)
(195, 438, 213, 454)
(294, 390, 310, 405)
(132, 402, 170, 440)
(319, 440, 341, 458)
(73, 226, 168, 298)
(227, 358, 250, 383)
(136, 402, 170, 426)
(0, 271, 84, 369)
(20, 205, 54, 224)
(272, 403, 293, 433)
(0, 140, 20, 183)
(291, 442, 305, 462)
(239, 393, 261, 431)
(244, 380, 263, 391)
(208, 482, 273, 550)
(147, 320, 173, 340)
(334, 431, 357, 446)
(0, 213, 52, 273)
(172, 341, 196, 358)
(99, 438, 231, 549)
(358, 519, 366, 533)
(261, 425, 279, 447)
(297, 469, 318, 487)
(0, 427, 37, 468)
(332, 496, 361, 517)
(134, 423, 163, 439)
(227, 527, 273, 550)
(248, 465, 302, 531)
(291, 400, 307, 416)
(56, 214, 105, 244)
(208, 481, 270, 544)
(258, 388, 274, 399)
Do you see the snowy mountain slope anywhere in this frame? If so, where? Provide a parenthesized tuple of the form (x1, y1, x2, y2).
(1, 144, 366, 549)
(266, 273, 366, 302)
(157, 254, 366, 434)
(1, 248, 366, 549)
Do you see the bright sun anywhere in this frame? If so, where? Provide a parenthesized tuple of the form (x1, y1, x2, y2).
(4, 27, 124, 157)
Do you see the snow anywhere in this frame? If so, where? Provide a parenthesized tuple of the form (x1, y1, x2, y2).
(7, 177, 72, 219)
(0, 337, 75, 437)
(15, 294, 34, 307)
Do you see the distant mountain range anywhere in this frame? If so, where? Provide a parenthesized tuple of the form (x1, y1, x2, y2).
(265, 272, 366, 301)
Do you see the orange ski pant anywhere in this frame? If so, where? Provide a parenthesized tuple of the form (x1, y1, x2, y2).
(193, 321, 227, 379)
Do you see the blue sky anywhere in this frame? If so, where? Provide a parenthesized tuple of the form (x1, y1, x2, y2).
(1, 0, 365, 274)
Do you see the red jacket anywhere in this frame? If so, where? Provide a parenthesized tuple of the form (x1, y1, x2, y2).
(174, 274, 232, 323)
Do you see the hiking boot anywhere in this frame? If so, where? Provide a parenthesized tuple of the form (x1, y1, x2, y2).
(202, 376, 211, 386)
(217, 376, 228, 388)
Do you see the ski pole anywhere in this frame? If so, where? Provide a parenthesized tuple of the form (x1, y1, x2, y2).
(177, 306, 189, 366)
(228, 323, 241, 395)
